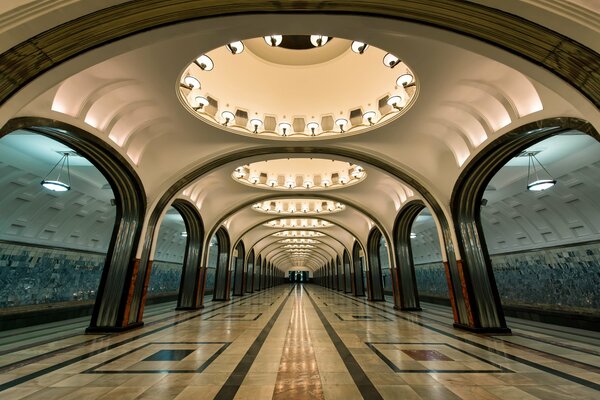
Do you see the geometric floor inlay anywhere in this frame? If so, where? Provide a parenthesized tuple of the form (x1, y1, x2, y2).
(204, 313, 262, 321)
(366, 342, 513, 373)
(83, 342, 230, 374)
(335, 313, 392, 321)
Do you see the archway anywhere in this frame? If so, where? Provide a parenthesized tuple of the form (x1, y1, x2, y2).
(336, 255, 344, 291)
(451, 117, 599, 331)
(206, 227, 230, 301)
(232, 240, 245, 296)
(393, 200, 451, 312)
(245, 249, 255, 293)
(352, 241, 366, 296)
(145, 207, 185, 310)
(0, 131, 116, 319)
(254, 255, 262, 292)
(0, 118, 145, 331)
(343, 249, 352, 294)
(366, 229, 386, 301)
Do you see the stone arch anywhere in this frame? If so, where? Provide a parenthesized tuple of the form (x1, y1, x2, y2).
(0, 117, 146, 331)
(450, 117, 599, 331)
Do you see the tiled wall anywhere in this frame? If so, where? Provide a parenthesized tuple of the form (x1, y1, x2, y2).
(414, 262, 449, 299)
(0, 242, 104, 308)
(146, 260, 183, 297)
(0, 242, 183, 308)
(414, 242, 600, 313)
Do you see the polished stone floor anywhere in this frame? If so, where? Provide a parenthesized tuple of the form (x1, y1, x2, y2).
(0, 285, 598, 399)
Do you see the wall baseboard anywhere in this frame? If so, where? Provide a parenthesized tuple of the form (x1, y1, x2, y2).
(0, 293, 178, 332)
(418, 295, 600, 332)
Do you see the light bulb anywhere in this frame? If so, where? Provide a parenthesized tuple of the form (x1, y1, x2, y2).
(396, 73, 414, 87)
(383, 53, 400, 68)
(351, 41, 368, 54)
(264, 35, 283, 47)
(226, 41, 244, 54)
(183, 75, 200, 89)
(195, 54, 214, 71)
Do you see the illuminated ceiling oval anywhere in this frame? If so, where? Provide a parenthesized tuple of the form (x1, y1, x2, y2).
(264, 218, 333, 229)
(252, 198, 345, 215)
(178, 35, 417, 139)
(272, 230, 326, 237)
(233, 159, 365, 190)
(278, 238, 321, 244)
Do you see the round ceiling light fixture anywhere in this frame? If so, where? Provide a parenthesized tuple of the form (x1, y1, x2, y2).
(272, 230, 326, 237)
(226, 41, 244, 54)
(194, 55, 214, 71)
(232, 159, 366, 191)
(278, 238, 321, 244)
(178, 35, 417, 139)
(264, 218, 333, 229)
(310, 35, 329, 47)
(252, 199, 345, 215)
(351, 41, 368, 54)
(264, 34, 283, 47)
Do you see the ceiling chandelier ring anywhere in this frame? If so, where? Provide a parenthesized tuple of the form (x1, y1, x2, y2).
(177, 34, 418, 140)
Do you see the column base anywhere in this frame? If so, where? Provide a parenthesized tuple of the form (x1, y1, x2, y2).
(86, 321, 144, 334)
(453, 322, 512, 334)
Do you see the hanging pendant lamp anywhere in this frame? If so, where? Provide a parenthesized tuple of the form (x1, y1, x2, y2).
(526, 152, 556, 191)
(41, 152, 72, 192)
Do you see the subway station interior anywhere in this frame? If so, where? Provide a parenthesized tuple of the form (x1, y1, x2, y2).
(0, 1, 599, 399)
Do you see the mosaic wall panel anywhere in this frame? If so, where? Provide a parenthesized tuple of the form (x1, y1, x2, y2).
(146, 260, 182, 297)
(0, 242, 185, 308)
(414, 262, 449, 298)
(0, 242, 104, 307)
(414, 242, 600, 313)
(491, 244, 600, 312)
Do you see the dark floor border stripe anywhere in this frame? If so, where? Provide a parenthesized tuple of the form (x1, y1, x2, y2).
(304, 286, 383, 400)
(0, 287, 277, 391)
(329, 288, 600, 392)
(213, 286, 295, 400)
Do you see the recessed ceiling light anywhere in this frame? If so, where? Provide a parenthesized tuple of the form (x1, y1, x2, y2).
(264, 35, 283, 47)
(383, 53, 400, 68)
(195, 54, 214, 71)
(396, 73, 414, 87)
(183, 75, 200, 89)
(351, 41, 368, 54)
(226, 41, 244, 54)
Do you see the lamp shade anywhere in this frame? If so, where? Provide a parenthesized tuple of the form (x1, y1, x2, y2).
(527, 179, 556, 191)
(195, 55, 214, 71)
(264, 35, 283, 46)
(226, 41, 244, 54)
(383, 53, 400, 68)
(351, 41, 368, 54)
(41, 180, 70, 192)
(183, 75, 200, 89)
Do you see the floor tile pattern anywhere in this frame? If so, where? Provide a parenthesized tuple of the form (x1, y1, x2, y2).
(0, 285, 598, 399)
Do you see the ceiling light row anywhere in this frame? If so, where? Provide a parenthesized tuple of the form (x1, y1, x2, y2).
(278, 238, 321, 244)
(233, 164, 366, 191)
(265, 218, 333, 229)
(283, 244, 315, 249)
(272, 230, 326, 237)
(252, 199, 345, 214)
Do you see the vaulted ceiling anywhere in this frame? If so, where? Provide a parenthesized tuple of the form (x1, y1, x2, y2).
(0, 1, 598, 272)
